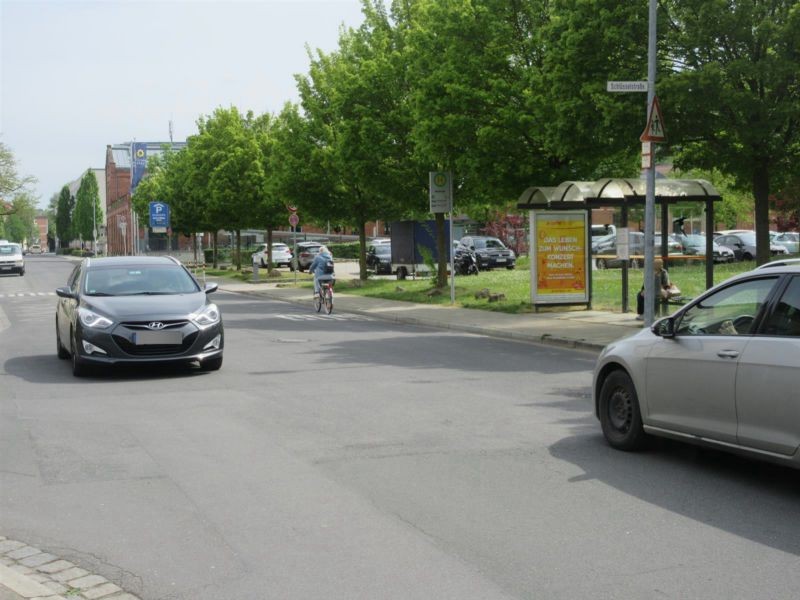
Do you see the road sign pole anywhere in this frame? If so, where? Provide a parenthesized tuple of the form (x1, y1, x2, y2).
(643, 0, 657, 326)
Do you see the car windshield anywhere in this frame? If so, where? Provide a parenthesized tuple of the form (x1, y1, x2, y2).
(84, 266, 200, 296)
(0, 244, 21, 255)
(738, 233, 756, 245)
(682, 235, 704, 245)
(373, 245, 390, 256)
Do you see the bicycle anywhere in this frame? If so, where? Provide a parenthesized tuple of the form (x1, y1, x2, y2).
(314, 279, 334, 314)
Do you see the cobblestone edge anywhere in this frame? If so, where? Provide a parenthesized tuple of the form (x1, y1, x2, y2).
(0, 536, 140, 600)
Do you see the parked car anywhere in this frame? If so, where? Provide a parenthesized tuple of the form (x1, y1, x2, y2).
(772, 232, 799, 254)
(593, 264, 800, 469)
(252, 243, 292, 268)
(593, 232, 645, 269)
(755, 257, 800, 270)
(457, 236, 515, 270)
(55, 255, 223, 377)
(366, 243, 392, 274)
(675, 234, 735, 263)
(654, 234, 683, 255)
(715, 232, 789, 261)
(28, 244, 42, 254)
(591, 224, 616, 246)
(293, 242, 323, 271)
(0, 242, 25, 276)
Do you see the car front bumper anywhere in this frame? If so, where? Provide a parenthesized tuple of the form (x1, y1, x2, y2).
(75, 320, 224, 366)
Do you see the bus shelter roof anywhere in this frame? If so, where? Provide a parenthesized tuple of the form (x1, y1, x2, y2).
(517, 178, 721, 210)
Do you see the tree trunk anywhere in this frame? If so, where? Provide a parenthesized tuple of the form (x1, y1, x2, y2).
(753, 162, 771, 266)
(192, 233, 197, 265)
(435, 212, 447, 289)
(213, 232, 218, 269)
(266, 229, 274, 269)
(235, 229, 242, 270)
(358, 221, 367, 279)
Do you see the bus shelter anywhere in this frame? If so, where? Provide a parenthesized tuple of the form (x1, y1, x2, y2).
(517, 178, 722, 311)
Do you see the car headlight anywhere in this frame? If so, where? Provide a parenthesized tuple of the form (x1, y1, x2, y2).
(508, 250, 516, 258)
(78, 307, 113, 329)
(191, 303, 220, 328)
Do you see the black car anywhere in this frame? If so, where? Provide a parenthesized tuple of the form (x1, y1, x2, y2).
(366, 243, 391, 274)
(55, 256, 224, 376)
(457, 236, 516, 270)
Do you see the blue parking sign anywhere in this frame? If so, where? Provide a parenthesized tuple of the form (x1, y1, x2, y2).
(149, 202, 170, 229)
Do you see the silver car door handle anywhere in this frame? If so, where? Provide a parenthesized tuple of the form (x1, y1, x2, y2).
(717, 350, 740, 359)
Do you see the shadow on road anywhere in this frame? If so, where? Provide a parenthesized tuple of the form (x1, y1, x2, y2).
(4, 353, 211, 384)
(550, 427, 800, 557)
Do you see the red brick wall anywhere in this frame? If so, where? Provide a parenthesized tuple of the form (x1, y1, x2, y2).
(105, 146, 133, 255)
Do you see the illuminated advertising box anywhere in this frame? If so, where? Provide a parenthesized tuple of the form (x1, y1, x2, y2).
(532, 211, 589, 305)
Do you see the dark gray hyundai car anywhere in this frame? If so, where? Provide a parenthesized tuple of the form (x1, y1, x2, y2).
(55, 256, 224, 376)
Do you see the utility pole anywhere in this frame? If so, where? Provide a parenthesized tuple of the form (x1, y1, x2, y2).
(643, 0, 658, 326)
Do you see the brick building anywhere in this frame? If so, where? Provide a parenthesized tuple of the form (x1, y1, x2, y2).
(105, 142, 185, 255)
(34, 216, 48, 246)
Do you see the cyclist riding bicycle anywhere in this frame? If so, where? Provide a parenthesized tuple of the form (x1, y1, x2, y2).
(308, 245, 335, 296)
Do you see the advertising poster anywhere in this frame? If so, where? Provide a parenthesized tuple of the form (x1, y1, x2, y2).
(532, 211, 588, 305)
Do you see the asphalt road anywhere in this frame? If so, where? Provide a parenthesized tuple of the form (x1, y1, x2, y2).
(1, 256, 800, 599)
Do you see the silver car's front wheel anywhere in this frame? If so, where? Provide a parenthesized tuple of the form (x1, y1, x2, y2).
(599, 370, 646, 450)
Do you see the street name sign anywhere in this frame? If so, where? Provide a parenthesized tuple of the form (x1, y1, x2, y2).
(607, 81, 648, 92)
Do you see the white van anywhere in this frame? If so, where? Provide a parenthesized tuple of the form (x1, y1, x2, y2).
(0, 241, 25, 276)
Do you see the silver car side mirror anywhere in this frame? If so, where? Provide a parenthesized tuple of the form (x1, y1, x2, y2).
(652, 316, 675, 339)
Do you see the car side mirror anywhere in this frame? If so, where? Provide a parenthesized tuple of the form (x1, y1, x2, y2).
(651, 316, 675, 339)
(204, 282, 219, 294)
(55, 287, 75, 299)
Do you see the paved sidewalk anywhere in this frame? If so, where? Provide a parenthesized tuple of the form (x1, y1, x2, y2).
(214, 279, 644, 353)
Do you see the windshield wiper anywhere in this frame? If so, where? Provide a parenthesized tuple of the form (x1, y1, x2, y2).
(124, 291, 174, 295)
(85, 292, 115, 296)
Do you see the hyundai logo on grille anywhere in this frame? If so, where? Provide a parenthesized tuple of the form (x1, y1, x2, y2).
(147, 322, 166, 330)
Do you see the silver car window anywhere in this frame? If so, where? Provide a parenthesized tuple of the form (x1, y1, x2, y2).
(676, 277, 778, 336)
(762, 277, 800, 337)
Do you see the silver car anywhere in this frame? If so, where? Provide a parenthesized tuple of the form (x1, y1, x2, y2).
(593, 265, 800, 469)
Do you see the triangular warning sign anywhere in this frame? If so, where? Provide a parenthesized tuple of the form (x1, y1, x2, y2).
(640, 95, 667, 142)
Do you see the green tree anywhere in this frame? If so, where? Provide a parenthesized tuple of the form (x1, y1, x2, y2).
(3, 192, 38, 243)
(293, 2, 425, 278)
(0, 140, 35, 202)
(55, 185, 74, 249)
(191, 107, 266, 269)
(661, 0, 800, 263)
(252, 113, 291, 269)
(73, 170, 102, 248)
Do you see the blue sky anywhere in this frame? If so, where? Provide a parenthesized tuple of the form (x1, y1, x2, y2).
(0, 0, 365, 207)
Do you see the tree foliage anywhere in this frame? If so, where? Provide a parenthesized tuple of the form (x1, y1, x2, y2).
(55, 185, 74, 247)
(661, 0, 800, 262)
(73, 170, 102, 245)
(0, 140, 35, 203)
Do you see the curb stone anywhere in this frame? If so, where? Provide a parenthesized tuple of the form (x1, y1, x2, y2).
(0, 537, 139, 600)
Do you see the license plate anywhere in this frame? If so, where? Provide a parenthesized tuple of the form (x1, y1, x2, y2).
(133, 331, 183, 345)
(496, 258, 506, 263)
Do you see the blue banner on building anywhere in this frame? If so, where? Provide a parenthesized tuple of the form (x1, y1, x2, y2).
(131, 142, 148, 191)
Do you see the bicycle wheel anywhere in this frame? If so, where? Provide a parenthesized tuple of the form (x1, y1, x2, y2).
(323, 287, 333, 314)
(314, 290, 322, 312)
